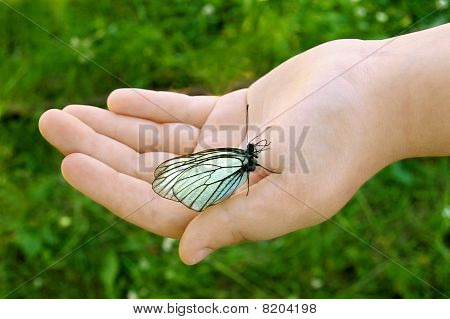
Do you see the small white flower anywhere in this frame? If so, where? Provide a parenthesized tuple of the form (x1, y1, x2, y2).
(127, 290, 138, 299)
(70, 37, 80, 47)
(138, 258, 150, 270)
(354, 6, 367, 17)
(442, 206, 450, 219)
(58, 216, 72, 228)
(436, 0, 448, 9)
(162, 237, 175, 252)
(310, 278, 323, 289)
(375, 11, 389, 23)
(201, 4, 215, 16)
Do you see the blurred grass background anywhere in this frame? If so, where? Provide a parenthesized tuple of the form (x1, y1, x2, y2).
(0, 0, 449, 298)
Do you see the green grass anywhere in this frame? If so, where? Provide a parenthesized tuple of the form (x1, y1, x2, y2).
(0, 0, 449, 298)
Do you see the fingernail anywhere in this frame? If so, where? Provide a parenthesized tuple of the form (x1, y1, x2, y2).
(192, 248, 213, 264)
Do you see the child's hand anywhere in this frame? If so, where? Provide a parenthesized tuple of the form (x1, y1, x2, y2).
(39, 24, 450, 264)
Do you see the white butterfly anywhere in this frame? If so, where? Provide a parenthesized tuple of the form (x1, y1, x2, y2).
(152, 105, 278, 211)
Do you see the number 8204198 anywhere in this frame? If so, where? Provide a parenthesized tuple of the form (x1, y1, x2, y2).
(262, 303, 316, 314)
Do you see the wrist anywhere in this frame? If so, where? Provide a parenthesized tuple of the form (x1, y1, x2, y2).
(359, 24, 450, 161)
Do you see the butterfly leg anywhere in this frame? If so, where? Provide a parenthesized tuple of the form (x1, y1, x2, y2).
(246, 171, 250, 196)
(256, 163, 281, 174)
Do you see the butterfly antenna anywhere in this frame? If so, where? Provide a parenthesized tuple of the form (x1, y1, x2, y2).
(245, 104, 249, 146)
(255, 139, 270, 146)
(249, 126, 273, 144)
(254, 140, 271, 153)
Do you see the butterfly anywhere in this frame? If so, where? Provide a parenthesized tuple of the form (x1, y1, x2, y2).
(152, 104, 279, 212)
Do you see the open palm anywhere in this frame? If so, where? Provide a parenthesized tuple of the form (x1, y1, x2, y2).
(39, 39, 397, 264)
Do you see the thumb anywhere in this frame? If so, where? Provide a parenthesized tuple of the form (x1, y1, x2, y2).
(178, 175, 308, 265)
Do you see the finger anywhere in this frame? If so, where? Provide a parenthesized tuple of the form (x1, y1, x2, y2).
(61, 153, 197, 238)
(63, 105, 199, 154)
(195, 89, 248, 151)
(107, 88, 218, 128)
(39, 109, 170, 181)
(179, 175, 324, 265)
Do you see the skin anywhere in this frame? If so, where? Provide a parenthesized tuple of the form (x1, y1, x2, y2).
(39, 23, 450, 265)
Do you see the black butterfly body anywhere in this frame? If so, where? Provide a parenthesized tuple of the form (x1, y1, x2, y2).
(242, 142, 258, 172)
(152, 140, 271, 212)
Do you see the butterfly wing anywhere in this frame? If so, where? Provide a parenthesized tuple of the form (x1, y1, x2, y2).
(152, 153, 205, 200)
(152, 149, 248, 211)
(173, 157, 247, 211)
